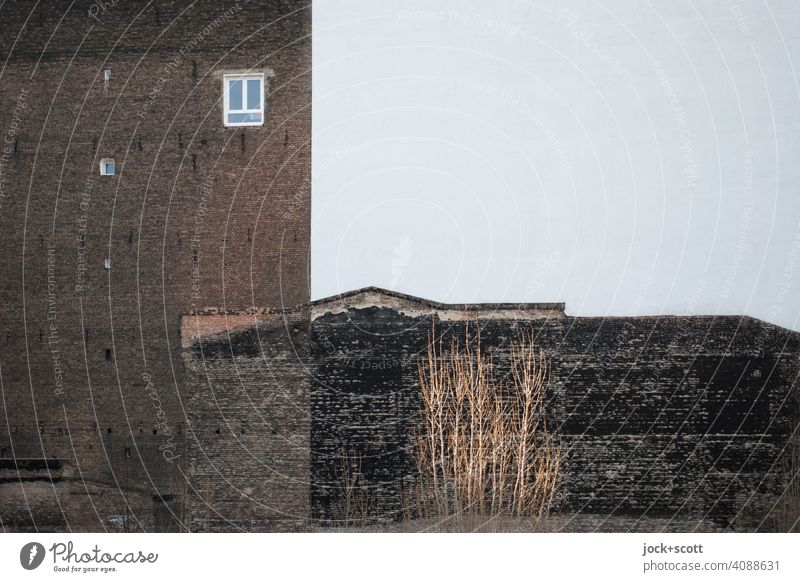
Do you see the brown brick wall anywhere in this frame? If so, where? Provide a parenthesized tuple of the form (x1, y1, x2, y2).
(0, 0, 311, 531)
(181, 310, 311, 532)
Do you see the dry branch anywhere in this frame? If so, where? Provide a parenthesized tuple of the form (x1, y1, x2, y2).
(412, 323, 562, 531)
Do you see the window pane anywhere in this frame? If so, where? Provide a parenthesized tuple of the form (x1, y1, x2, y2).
(228, 79, 243, 110)
(246, 79, 261, 110)
(227, 112, 263, 125)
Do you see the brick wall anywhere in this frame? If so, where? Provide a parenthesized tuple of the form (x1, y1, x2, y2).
(0, 0, 311, 531)
(180, 310, 311, 531)
(308, 291, 800, 532)
(176, 290, 798, 532)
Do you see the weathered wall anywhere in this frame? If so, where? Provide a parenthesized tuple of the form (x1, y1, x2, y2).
(309, 300, 800, 531)
(0, 0, 311, 531)
(0, 459, 69, 531)
(180, 310, 311, 532)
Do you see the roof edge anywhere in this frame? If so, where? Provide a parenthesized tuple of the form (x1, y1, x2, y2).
(310, 286, 566, 312)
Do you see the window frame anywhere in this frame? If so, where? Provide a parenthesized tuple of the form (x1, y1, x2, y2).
(99, 158, 115, 176)
(223, 73, 265, 127)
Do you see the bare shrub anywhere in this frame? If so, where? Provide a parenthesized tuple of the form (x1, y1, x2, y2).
(329, 450, 372, 527)
(410, 323, 562, 531)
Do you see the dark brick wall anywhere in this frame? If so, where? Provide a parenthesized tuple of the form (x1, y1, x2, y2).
(0, 0, 311, 531)
(309, 302, 800, 531)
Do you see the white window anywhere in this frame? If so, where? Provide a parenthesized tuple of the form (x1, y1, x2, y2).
(100, 158, 115, 175)
(223, 74, 264, 127)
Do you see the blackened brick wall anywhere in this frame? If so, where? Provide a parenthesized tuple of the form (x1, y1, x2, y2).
(0, 0, 311, 531)
(309, 301, 800, 532)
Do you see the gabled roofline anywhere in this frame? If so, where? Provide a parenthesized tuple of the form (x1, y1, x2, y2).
(310, 286, 566, 312)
